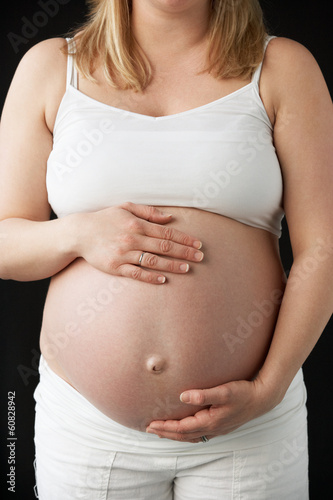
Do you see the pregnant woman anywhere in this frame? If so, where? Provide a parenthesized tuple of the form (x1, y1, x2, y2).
(0, 0, 332, 498)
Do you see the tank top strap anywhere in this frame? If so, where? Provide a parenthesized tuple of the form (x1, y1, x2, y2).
(65, 37, 78, 90)
(252, 35, 276, 86)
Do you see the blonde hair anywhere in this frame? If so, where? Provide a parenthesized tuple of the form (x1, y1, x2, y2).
(68, 0, 267, 91)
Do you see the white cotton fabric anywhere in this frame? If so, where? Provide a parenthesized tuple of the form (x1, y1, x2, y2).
(34, 357, 309, 499)
(34, 356, 307, 455)
(46, 37, 284, 237)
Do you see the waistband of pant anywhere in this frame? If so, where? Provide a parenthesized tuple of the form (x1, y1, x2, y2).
(34, 355, 307, 455)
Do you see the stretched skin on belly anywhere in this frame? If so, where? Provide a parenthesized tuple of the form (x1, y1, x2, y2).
(40, 208, 285, 431)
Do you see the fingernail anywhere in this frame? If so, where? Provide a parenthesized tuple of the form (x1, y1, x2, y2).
(157, 276, 166, 283)
(193, 241, 202, 249)
(194, 251, 204, 261)
(180, 392, 191, 403)
(147, 424, 159, 430)
(180, 264, 190, 272)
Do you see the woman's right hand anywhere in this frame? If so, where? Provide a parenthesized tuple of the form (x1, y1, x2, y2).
(75, 202, 204, 284)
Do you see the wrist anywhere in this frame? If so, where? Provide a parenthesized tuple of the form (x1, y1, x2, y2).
(254, 365, 295, 411)
(54, 213, 83, 261)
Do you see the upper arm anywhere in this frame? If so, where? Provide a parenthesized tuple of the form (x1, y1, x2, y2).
(266, 38, 333, 256)
(0, 38, 67, 222)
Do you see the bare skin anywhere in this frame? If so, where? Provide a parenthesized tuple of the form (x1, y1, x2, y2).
(0, 0, 332, 443)
(41, 209, 285, 431)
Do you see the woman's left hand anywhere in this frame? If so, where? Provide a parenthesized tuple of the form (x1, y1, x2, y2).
(146, 377, 281, 443)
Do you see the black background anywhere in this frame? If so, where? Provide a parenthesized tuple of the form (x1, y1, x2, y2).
(0, 1, 332, 499)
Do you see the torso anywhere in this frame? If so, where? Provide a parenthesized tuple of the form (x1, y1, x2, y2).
(40, 38, 284, 431)
(41, 209, 285, 431)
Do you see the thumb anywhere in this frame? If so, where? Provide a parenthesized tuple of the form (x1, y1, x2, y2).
(180, 385, 231, 406)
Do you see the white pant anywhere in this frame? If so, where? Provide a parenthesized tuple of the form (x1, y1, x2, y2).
(34, 357, 309, 499)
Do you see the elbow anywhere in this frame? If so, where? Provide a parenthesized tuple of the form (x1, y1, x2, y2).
(0, 229, 9, 279)
(0, 247, 11, 280)
(292, 238, 333, 266)
(0, 262, 11, 280)
(0, 226, 14, 279)
(287, 242, 333, 292)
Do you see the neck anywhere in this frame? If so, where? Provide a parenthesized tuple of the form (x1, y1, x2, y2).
(131, 0, 211, 65)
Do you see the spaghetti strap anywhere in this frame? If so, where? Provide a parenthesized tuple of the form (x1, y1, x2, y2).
(65, 37, 78, 90)
(252, 36, 276, 87)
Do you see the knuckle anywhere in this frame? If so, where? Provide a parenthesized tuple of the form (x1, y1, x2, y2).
(127, 218, 142, 232)
(179, 233, 191, 246)
(195, 391, 206, 405)
(144, 273, 157, 284)
(221, 386, 232, 401)
(120, 201, 132, 211)
(111, 244, 125, 257)
(146, 205, 157, 220)
(145, 253, 158, 267)
(160, 239, 172, 253)
(183, 246, 192, 260)
(104, 257, 118, 273)
(177, 434, 188, 442)
(119, 233, 137, 247)
(175, 423, 183, 434)
(131, 267, 142, 281)
(165, 260, 176, 272)
(163, 227, 174, 241)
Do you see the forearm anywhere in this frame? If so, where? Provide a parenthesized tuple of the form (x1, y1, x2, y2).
(0, 215, 79, 281)
(258, 241, 333, 403)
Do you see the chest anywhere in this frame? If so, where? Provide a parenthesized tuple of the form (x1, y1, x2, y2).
(46, 81, 283, 239)
(78, 69, 254, 119)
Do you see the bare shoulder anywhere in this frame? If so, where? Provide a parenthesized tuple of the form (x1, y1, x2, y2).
(265, 36, 317, 67)
(0, 38, 69, 221)
(12, 37, 67, 84)
(262, 36, 331, 108)
(4, 37, 69, 131)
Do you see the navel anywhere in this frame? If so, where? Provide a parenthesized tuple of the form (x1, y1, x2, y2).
(146, 355, 167, 374)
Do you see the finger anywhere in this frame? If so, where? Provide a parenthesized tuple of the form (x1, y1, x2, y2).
(147, 409, 212, 435)
(146, 426, 203, 442)
(132, 251, 190, 274)
(147, 430, 210, 444)
(118, 264, 166, 284)
(120, 202, 174, 224)
(156, 432, 212, 444)
(139, 235, 204, 263)
(180, 385, 232, 406)
(141, 220, 203, 250)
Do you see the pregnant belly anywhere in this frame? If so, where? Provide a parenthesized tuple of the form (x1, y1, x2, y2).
(40, 208, 285, 431)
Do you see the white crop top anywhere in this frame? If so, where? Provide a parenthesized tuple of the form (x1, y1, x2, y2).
(47, 37, 284, 237)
